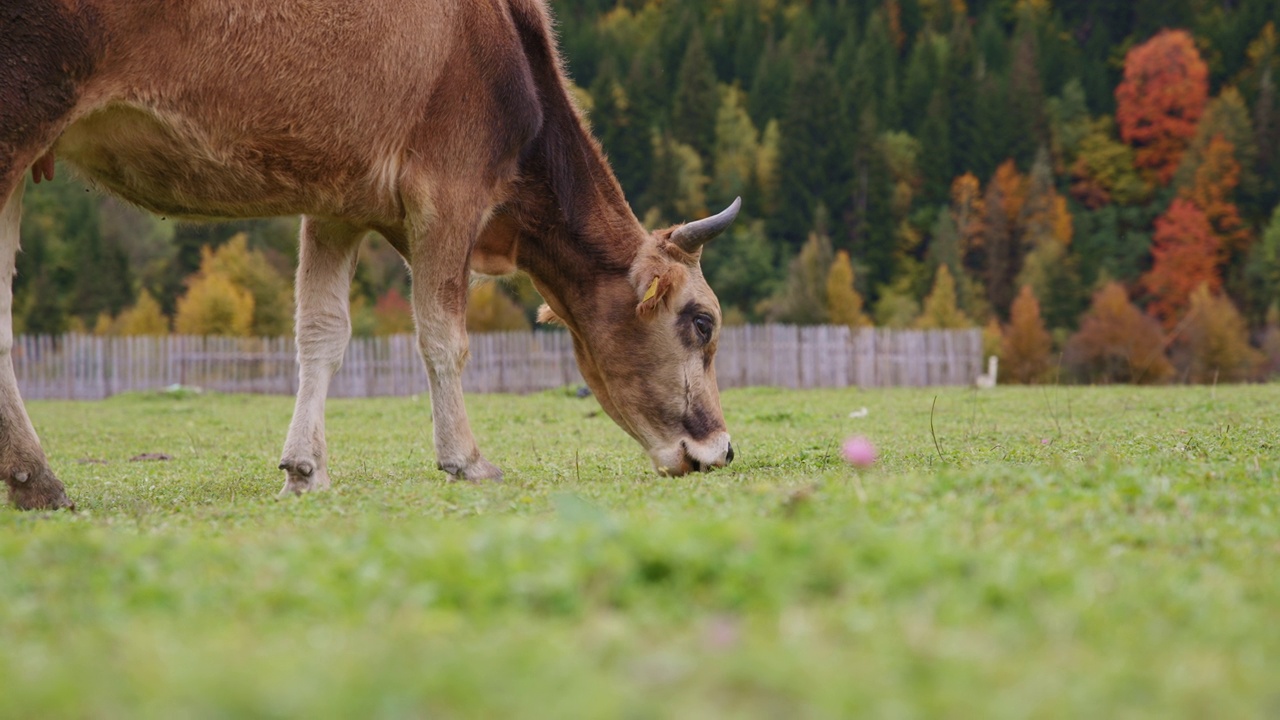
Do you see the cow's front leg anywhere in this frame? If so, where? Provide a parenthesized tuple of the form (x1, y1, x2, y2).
(1, 182, 72, 510)
(407, 206, 502, 483)
(278, 218, 363, 496)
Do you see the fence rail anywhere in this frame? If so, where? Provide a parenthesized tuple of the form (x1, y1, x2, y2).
(12, 326, 983, 400)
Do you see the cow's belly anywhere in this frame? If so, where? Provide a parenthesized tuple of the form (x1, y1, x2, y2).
(56, 103, 397, 222)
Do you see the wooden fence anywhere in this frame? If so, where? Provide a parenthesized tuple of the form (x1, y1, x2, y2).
(11, 326, 983, 400)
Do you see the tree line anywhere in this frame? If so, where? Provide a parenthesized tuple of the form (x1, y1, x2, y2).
(16, 0, 1280, 382)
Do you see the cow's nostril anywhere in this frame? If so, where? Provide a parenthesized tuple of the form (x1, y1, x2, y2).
(726, 443, 735, 465)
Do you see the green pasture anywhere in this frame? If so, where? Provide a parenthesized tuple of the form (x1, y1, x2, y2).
(3, 385, 1279, 718)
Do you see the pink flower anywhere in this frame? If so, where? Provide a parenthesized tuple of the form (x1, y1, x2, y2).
(842, 436, 877, 468)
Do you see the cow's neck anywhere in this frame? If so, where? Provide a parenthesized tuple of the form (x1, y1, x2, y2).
(513, 99, 645, 328)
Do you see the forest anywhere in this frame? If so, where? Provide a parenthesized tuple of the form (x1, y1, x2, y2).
(16, 0, 1280, 383)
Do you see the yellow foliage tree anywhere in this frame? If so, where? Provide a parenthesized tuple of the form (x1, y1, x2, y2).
(1179, 284, 1261, 383)
(175, 273, 255, 336)
(116, 290, 169, 335)
(1001, 286, 1053, 384)
(198, 233, 294, 336)
(825, 251, 872, 329)
(915, 265, 972, 329)
(466, 281, 531, 333)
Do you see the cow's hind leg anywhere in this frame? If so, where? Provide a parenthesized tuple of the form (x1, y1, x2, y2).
(278, 218, 363, 496)
(404, 197, 502, 483)
(1, 182, 72, 510)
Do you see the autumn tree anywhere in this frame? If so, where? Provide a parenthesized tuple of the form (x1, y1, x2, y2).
(466, 281, 531, 333)
(1115, 29, 1209, 185)
(983, 160, 1028, 316)
(374, 289, 415, 336)
(709, 84, 761, 207)
(1065, 282, 1173, 384)
(1141, 199, 1222, 327)
(1070, 118, 1150, 208)
(197, 234, 294, 336)
(115, 290, 169, 336)
(175, 273, 255, 336)
(1182, 135, 1251, 252)
(1176, 284, 1261, 383)
(1001, 285, 1053, 384)
(916, 265, 972, 329)
(767, 232, 834, 325)
(826, 251, 871, 329)
(1174, 88, 1258, 203)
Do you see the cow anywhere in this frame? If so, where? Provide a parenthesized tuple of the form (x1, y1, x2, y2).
(1, 0, 739, 510)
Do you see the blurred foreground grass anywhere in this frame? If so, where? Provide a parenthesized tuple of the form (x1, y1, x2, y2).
(3, 385, 1280, 718)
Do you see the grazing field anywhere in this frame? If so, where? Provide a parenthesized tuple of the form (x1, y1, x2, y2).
(3, 384, 1280, 718)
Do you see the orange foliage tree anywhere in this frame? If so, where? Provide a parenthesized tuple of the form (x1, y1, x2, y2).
(1065, 282, 1173, 384)
(1115, 29, 1209, 185)
(1001, 285, 1053, 384)
(1183, 134, 1251, 251)
(1141, 199, 1221, 327)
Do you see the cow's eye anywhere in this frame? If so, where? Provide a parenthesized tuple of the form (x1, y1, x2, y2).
(693, 314, 714, 343)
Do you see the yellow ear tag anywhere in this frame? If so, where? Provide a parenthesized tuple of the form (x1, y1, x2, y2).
(642, 277, 660, 303)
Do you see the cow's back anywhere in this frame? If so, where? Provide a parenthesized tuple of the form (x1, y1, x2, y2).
(46, 0, 540, 224)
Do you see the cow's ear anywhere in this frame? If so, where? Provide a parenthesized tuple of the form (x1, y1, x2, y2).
(472, 212, 520, 276)
(635, 267, 682, 318)
(537, 304, 564, 325)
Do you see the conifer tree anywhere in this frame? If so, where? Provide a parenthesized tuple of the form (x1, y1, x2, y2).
(1001, 285, 1053, 384)
(671, 30, 718, 158)
(767, 232, 834, 325)
(916, 265, 972, 329)
(1177, 284, 1260, 383)
(826, 251, 872, 329)
(116, 290, 169, 336)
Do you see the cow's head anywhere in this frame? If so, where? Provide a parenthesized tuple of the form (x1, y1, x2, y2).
(536, 199, 740, 475)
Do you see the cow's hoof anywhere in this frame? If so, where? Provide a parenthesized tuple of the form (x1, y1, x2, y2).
(439, 457, 504, 483)
(7, 465, 75, 511)
(277, 458, 331, 497)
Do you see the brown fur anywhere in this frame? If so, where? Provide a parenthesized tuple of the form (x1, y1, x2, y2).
(0, 0, 735, 508)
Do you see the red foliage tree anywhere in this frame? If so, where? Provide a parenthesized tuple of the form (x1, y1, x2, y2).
(1141, 199, 1221, 327)
(1115, 30, 1209, 185)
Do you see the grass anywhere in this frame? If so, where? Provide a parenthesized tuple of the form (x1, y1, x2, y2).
(3, 384, 1280, 718)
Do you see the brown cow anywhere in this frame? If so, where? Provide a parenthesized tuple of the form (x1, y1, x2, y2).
(0, 0, 739, 510)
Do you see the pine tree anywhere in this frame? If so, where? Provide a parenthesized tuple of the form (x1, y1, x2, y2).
(766, 232, 834, 325)
(116, 290, 170, 336)
(774, 43, 846, 248)
(916, 265, 972, 329)
(826, 251, 872, 328)
(1178, 284, 1261, 383)
(1001, 285, 1053, 384)
(671, 29, 719, 158)
(709, 84, 761, 207)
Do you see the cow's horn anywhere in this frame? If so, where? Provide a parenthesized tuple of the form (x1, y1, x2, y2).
(671, 197, 741, 253)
